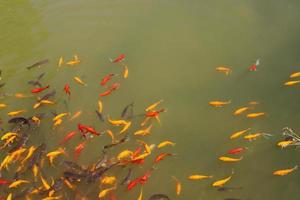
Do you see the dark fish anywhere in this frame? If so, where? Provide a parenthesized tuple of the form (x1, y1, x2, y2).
(40, 90, 56, 100)
(63, 161, 86, 175)
(27, 143, 46, 169)
(86, 162, 119, 183)
(37, 72, 45, 80)
(218, 186, 243, 192)
(27, 59, 49, 70)
(8, 117, 30, 126)
(121, 102, 134, 118)
(94, 151, 108, 170)
(0, 83, 5, 88)
(95, 110, 105, 122)
(28, 80, 42, 87)
(9, 134, 29, 153)
(148, 194, 170, 200)
(120, 168, 132, 185)
(64, 171, 85, 182)
(104, 135, 129, 149)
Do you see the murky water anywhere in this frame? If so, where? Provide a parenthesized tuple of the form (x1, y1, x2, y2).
(1, 0, 300, 199)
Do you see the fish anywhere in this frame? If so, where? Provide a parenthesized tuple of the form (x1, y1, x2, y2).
(284, 80, 300, 86)
(277, 140, 294, 148)
(31, 85, 50, 93)
(209, 100, 231, 107)
(246, 112, 265, 118)
(74, 77, 87, 86)
(212, 172, 233, 187)
(123, 64, 129, 78)
(120, 168, 133, 185)
(58, 57, 64, 67)
(217, 186, 243, 192)
(157, 141, 175, 149)
(121, 103, 134, 118)
(145, 100, 163, 112)
(227, 147, 247, 154)
(112, 54, 125, 63)
(53, 112, 69, 121)
(154, 153, 173, 164)
(95, 110, 105, 122)
(108, 117, 128, 126)
(66, 55, 80, 66)
(148, 194, 170, 200)
(98, 186, 115, 198)
(137, 188, 143, 200)
(28, 80, 42, 87)
(98, 100, 103, 113)
(233, 107, 251, 115)
(69, 111, 82, 121)
(117, 150, 133, 160)
(99, 89, 112, 97)
(27, 143, 46, 169)
(188, 175, 213, 180)
(46, 147, 66, 165)
(40, 90, 56, 101)
(0, 103, 7, 108)
(101, 176, 116, 185)
(8, 117, 30, 126)
(27, 59, 49, 70)
(248, 59, 259, 71)
(9, 179, 29, 188)
(7, 109, 26, 116)
(290, 72, 300, 78)
(172, 176, 181, 196)
(244, 133, 272, 141)
(21, 146, 36, 165)
(216, 66, 232, 75)
(273, 165, 297, 176)
(219, 156, 243, 162)
(64, 84, 71, 96)
(0, 179, 10, 185)
(230, 128, 251, 139)
(100, 73, 115, 86)
(74, 142, 86, 161)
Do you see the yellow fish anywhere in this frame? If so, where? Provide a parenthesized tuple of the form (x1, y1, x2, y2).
(98, 100, 103, 113)
(98, 186, 115, 198)
(248, 101, 259, 105)
(40, 174, 51, 190)
(273, 166, 297, 176)
(212, 172, 233, 187)
(120, 121, 131, 134)
(69, 111, 82, 121)
(284, 80, 300, 86)
(66, 60, 80, 66)
(216, 66, 232, 75)
(117, 150, 133, 160)
(157, 141, 175, 149)
(137, 187, 143, 200)
(33, 102, 42, 109)
(188, 175, 213, 180)
(6, 193, 12, 200)
(233, 107, 250, 115)
(15, 93, 32, 98)
(101, 176, 116, 185)
(219, 156, 243, 162)
(46, 148, 66, 165)
(108, 117, 128, 126)
(246, 112, 265, 118)
(31, 116, 41, 125)
(209, 100, 231, 107)
(230, 128, 251, 139)
(58, 57, 64, 67)
(106, 130, 115, 143)
(1, 132, 18, 141)
(74, 76, 87, 86)
(134, 125, 153, 136)
(53, 118, 63, 127)
(33, 164, 39, 178)
(0, 103, 7, 108)
(172, 176, 181, 196)
(21, 146, 36, 165)
(277, 140, 294, 148)
(290, 72, 300, 78)
(145, 100, 163, 112)
(0, 155, 11, 170)
(7, 109, 26, 116)
(40, 100, 55, 105)
(138, 140, 152, 154)
(9, 179, 29, 188)
(53, 112, 69, 121)
(243, 133, 270, 141)
(123, 64, 129, 78)
(9, 148, 26, 162)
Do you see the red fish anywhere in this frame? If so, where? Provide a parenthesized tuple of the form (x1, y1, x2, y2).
(100, 73, 115, 86)
(249, 59, 260, 71)
(64, 84, 71, 96)
(154, 153, 173, 164)
(99, 89, 112, 97)
(130, 158, 145, 165)
(112, 54, 125, 63)
(31, 85, 49, 93)
(146, 109, 165, 118)
(74, 142, 86, 160)
(59, 131, 77, 145)
(228, 147, 247, 154)
(0, 179, 10, 185)
(139, 169, 153, 185)
(77, 123, 100, 136)
(109, 83, 120, 91)
(132, 146, 142, 159)
(127, 177, 141, 190)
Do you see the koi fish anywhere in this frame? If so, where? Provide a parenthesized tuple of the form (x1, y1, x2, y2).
(127, 177, 141, 190)
(74, 77, 87, 86)
(145, 100, 163, 112)
(46, 147, 66, 165)
(246, 112, 266, 118)
(66, 55, 80, 66)
(121, 102, 134, 118)
(233, 107, 251, 115)
(8, 179, 29, 188)
(277, 140, 294, 148)
(134, 125, 153, 136)
(69, 111, 82, 121)
(284, 80, 300, 86)
(117, 150, 133, 160)
(7, 109, 26, 116)
(230, 128, 251, 139)
(154, 153, 173, 164)
(290, 72, 300, 78)
(15, 93, 32, 98)
(219, 156, 243, 162)
(27, 59, 49, 70)
(100, 73, 115, 86)
(53, 112, 69, 121)
(120, 121, 131, 134)
(0, 179, 10, 185)
(31, 85, 49, 93)
(123, 64, 129, 78)
(98, 186, 115, 198)
(248, 59, 259, 71)
(58, 57, 64, 67)
(248, 101, 259, 105)
(146, 109, 165, 118)
(108, 117, 128, 126)
(1, 132, 18, 141)
(64, 84, 71, 96)
(21, 146, 36, 165)
(188, 175, 213, 180)
(216, 66, 232, 75)
(244, 132, 272, 141)
(273, 166, 297, 176)
(6, 193, 12, 200)
(99, 89, 112, 97)
(40, 174, 51, 190)
(74, 142, 86, 161)
(0, 103, 7, 108)
(101, 176, 116, 185)
(98, 100, 103, 113)
(172, 176, 181, 196)
(209, 100, 231, 107)
(227, 147, 247, 154)
(112, 54, 125, 63)
(212, 172, 233, 187)
(137, 188, 143, 200)
(157, 141, 175, 149)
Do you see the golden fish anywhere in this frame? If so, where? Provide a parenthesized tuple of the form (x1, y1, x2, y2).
(53, 118, 63, 127)
(230, 128, 251, 139)
(33, 102, 42, 109)
(248, 101, 259, 105)
(6, 193, 12, 200)
(290, 72, 300, 78)
(134, 125, 153, 136)
(58, 57, 64, 67)
(7, 109, 26, 116)
(284, 80, 300, 86)
(0, 155, 11, 170)
(98, 100, 103, 113)
(101, 176, 116, 185)
(138, 140, 152, 154)
(69, 111, 82, 121)
(31, 116, 41, 125)
(212, 172, 233, 187)
(9, 179, 29, 188)
(66, 60, 80, 66)
(277, 140, 294, 148)
(117, 150, 133, 160)
(157, 141, 175, 149)
(209, 100, 231, 107)
(32, 164, 39, 178)
(1, 132, 18, 141)
(273, 166, 297, 176)
(40, 100, 55, 105)
(98, 186, 115, 198)
(188, 175, 213, 180)
(108, 117, 128, 126)
(0, 103, 7, 108)
(137, 188, 143, 200)
(46, 148, 66, 165)
(246, 112, 265, 118)
(106, 130, 115, 143)
(120, 121, 131, 134)
(74, 76, 87, 86)
(123, 64, 129, 78)
(15, 93, 32, 98)
(145, 99, 163, 112)
(53, 112, 69, 121)
(40, 174, 51, 190)
(219, 156, 243, 162)
(216, 66, 232, 75)
(233, 107, 250, 115)
(172, 176, 181, 196)
(21, 146, 36, 165)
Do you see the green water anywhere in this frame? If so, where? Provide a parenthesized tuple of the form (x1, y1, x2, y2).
(1, 0, 300, 199)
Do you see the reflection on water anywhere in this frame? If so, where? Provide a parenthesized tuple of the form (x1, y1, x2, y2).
(1, 0, 300, 199)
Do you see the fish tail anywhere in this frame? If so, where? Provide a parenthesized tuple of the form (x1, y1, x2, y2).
(255, 59, 260, 66)
(293, 165, 298, 170)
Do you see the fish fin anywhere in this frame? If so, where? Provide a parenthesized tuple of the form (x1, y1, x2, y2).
(255, 59, 260, 66)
